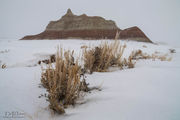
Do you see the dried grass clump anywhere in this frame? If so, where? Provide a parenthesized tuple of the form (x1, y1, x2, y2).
(151, 53, 172, 61)
(1, 63, 6, 69)
(130, 49, 172, 61)
(83, 40, 126, 73)
(41, 48, 88, 114)
(38, 54, 56, 65)
(130, 50, 150, 60)
(169, 49, 176, 53)
(121, 56, 135, 69)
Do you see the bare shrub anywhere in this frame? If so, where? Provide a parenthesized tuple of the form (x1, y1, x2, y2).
(83, 40, 126, 73)
(130, 49, 172, 61)
(121, 57, 136, 69)
(0, 61, 7, 69)
(152, 53, 172, 61)
(83, 31, 136, 72)
(1, 63, 6, 69)
(130, 50, 150, 60)
(169, 49, 176, 53)
(41, 48, 88, 114)
(38, 54, 56, 65)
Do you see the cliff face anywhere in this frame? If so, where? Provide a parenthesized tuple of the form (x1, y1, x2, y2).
(46, 9, 118, 31)
(21, 9, 152, 43)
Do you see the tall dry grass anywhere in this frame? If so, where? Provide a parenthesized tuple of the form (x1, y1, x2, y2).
(83, 40, 128, 73)
(41, 48, 88, 114)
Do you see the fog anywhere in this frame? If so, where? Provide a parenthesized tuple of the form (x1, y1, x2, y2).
(0, 0, 179, 45)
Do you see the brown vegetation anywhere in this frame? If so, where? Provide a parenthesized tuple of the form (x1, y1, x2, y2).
(1, 63, 6, 69)
(41, 48, 88, 114)
(40, 38, 170, 114)
(121, 57, 135, 69)
(38, 54, 56, 65)
(130, 49, 172, 61)
(83, 40, 136, 73)
(169, 49, 176, 53)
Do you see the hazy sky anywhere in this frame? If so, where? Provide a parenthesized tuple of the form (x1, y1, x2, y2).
(0, 0, 180, 45)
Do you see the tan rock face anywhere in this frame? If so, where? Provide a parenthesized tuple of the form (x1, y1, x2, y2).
(46, 9, 118, 31)
(21, 9, 152, 43)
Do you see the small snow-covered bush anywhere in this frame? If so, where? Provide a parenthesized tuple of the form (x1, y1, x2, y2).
(41, 48, 88, 114)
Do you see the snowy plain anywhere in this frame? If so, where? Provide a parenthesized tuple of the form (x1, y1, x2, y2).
(0, 39, 180, 120)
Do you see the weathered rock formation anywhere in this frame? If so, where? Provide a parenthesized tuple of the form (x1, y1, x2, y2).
(119, 26, 151, 42)
(21, 9, 152, 43)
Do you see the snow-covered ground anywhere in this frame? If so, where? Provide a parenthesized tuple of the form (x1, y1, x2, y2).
(0, 39, 180, 120)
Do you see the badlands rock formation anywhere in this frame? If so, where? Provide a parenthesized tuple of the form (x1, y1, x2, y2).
(21, 9, 152, 43)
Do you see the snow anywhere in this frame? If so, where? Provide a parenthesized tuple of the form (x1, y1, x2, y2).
(0, 39, 180, 120)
